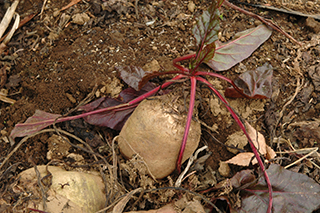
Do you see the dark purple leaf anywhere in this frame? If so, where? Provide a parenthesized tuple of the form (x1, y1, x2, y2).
(117, 65, 152, 91)
(231, 164, 320, 213)
(207, 25, 272, 71)
(10, 110, 61, 139)
(79, 82, 157, 130)
(225, 63, 273, 99)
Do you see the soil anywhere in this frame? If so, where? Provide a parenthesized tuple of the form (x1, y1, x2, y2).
(0, 0, 320, 212)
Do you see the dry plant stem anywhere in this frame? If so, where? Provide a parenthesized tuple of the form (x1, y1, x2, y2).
(144, 186, 223, 213)
(135, 0, 139, 19)
(0, 13, 36, 43)
(232, 1, 320, 21)
(285, 148, 318, 169)
(112, 188, 143, 213)
(196, 76, 273, 213)
(31, 163, 48, 211)
(223, 0, 301, 45)
(272, 76, 303, 146)
(0, 94, 16, 104)
(2, 13, 20, 45)
(0, 12, 20, 55)
(0, 0, 19, 39)
(0, 129, 56, 173)
(276, 143, 320, 170)
(39, 0, 48, 18)
(112, 136, 118, 186)
(175, 145, 208, 187)
(59, 0, 82, 12)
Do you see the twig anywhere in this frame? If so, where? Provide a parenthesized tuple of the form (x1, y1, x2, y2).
(284, 147, 318, 169)
(59, 0, 82, 12)
(135, 0, 139, 20)
(0, 94, 16, 104)
(175, 145, 208, 187)
(0, 129, 56, 174)
(223, 0, 302, 45)
(0, 0, 19, 39)
(0, 13, 36, 43)
(271, 76, 303, 146)
(112, 136, 118, 191)
(31, 163, 48, 211)
(39, 0, 48, 19)
(229, 0, 320, 21)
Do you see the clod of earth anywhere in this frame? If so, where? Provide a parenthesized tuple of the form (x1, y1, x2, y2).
(118, 94, 201, 179)
(16, 166, 106, 213)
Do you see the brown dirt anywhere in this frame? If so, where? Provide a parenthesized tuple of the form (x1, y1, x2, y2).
(0, 0, 320, 212)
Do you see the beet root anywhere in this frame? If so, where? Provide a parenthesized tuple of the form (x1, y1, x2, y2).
(118, 95, 201, 179)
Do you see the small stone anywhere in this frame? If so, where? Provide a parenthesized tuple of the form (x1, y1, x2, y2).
(67, 153, 84, 161)
(100, 85, 107, 94)
(188, 1, 196, 13)
(0, 129, 7, 136)
(254, 20, 262, 26)
(218, 161, 231, 177)
(71, 13, 90, 25)
(95, 90, 101, 98)
(305, 17, 320, 34)
(152, 46, 158, 50)
(179, 23, 185, 31)
(53, 10, 60, 17)
(66, 93, 76, 103)
(176, 13, 191, 21)
(143, 59, 161, 71)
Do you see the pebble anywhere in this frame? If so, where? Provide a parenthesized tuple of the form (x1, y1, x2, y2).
(66, 93, 76, 103)
(72, 13, 90, 25)
(218, 161, 231, 177)
(188, 1, 196, 13)
(305, 17, 320, 34)
(53, 9, 60, 17)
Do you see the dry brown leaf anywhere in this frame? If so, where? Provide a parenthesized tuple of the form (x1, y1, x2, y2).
(124, 204, 177, 213)
(225, 152, 257, 166)
(225, 122, 276, 166)
(245, 121, 267, 155)
(113, 188, 142, 213)
(266, 145, 276, 160)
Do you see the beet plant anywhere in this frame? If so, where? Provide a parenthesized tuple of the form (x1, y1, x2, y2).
(9, 0, 275, 211)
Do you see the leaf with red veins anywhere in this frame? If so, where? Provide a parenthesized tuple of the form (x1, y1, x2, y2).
(79, 83, 157, 130)
(207, 25, 272, 71)
(197, 42, 216, 65)
(10, 110, 61, 139)
(192, 1, 220, 67)
(231, 164, 320, 213)
(225, 63, 273, 99)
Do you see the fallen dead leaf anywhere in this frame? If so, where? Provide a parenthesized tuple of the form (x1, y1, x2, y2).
(246, 121, 267, 155)
(225, 122, 276, 166)
(225, 152, 257, 167)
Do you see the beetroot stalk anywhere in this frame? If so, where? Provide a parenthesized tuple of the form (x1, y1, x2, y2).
(196, 76, 273, 213)
(176, 76, 197, 172)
